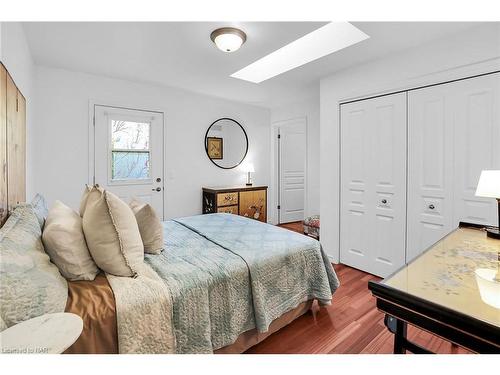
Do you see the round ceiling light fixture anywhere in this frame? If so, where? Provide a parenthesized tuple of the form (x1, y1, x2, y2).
(210, 27, 247, 53)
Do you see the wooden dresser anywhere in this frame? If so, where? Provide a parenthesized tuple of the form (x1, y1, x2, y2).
(202, 186, 268, 222)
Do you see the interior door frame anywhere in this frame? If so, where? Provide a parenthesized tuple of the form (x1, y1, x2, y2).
(270, 117, 308, 225)
(87, 99, 166, 218)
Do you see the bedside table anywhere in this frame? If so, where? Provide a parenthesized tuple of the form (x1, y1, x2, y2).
(0, 313, 83, 354)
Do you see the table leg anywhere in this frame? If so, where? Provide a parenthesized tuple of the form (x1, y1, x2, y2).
(384, 315, 434, 354)
(393, 318, 408, 354)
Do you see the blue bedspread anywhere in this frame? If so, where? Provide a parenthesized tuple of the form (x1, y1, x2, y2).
(175, 214, 339, 332)
(145, 214, 339, 353)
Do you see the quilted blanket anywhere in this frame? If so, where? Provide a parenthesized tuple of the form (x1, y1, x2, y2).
(145, 220, 255, 353)
(106, 262, 176, 354)
(175, 214, 339, 333)
(145, 214, 339, 353)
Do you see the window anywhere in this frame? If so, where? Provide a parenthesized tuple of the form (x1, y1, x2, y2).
(111, 120, 151, 180)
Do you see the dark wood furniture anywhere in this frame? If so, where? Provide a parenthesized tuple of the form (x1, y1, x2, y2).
(369, 223, 500, 354)
(202, 186, 268, 222)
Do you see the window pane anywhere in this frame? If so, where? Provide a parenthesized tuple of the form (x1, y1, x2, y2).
(112, 151, 150, 180)
(112, 120, 150, 150)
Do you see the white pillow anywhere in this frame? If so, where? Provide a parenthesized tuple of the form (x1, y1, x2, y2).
(79, 184, 93, 217)
(129, 199, 164, 254)
(83, 188, 144, 277)
(42, 200, 99, 281)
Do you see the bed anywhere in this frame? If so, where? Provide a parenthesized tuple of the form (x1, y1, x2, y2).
(1, 202, 339, 354)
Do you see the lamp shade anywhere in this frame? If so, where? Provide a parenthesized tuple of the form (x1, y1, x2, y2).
(475, 170, 500, 198)
(243, 162, 255, 173)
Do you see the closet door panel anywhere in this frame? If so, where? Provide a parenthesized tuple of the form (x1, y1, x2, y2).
(453, 73, 500, 226)
(0, 65, 7, 224)
(340, 92, 406, 277)
(408, 87, 454, 261)
(340, 106, 371, 272)
(371, 95, 407, 276)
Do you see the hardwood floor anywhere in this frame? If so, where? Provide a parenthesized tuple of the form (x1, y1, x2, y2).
(245, 221, 471, 354)
(278, 221, 305, 233)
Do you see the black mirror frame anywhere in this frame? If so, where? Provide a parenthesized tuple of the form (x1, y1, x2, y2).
(204, 117, 249, 170)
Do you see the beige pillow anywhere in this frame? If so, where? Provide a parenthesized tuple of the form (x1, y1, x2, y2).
(79, 184, 93, 217)
(42, 201, 99, 281)
(129, 199, 164, 254)
(83, 189, 144, 277)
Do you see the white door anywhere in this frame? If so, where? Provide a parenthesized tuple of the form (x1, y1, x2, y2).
(94, 105, 164, 219)
(278, 118, 306, 224)
(407, 72, 500, 261)
(452, 73, 500, 227)
(340, 93, 407, 277)
(407, 84, 455, 262)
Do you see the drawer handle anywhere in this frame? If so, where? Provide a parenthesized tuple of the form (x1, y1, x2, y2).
(381, 199, 387, 204)
(428, 204, 435, 210)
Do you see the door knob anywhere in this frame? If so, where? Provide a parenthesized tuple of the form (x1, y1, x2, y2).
(152, 187, 162, 192)
(381, 199, 387, 204)
(428, 204, 435, 210)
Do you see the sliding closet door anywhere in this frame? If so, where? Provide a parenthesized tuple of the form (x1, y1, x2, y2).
(407, 85, 454, 262)
(340, 93, 407, 277)
(0, 65, 7, 224)
(453, 73, 500, 226)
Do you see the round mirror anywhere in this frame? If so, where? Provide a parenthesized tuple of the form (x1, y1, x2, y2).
(205, 118, 248, 169)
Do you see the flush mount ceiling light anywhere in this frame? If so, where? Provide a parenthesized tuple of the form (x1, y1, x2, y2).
(211, 27, 247, 53)
(231, 22, 369, 83)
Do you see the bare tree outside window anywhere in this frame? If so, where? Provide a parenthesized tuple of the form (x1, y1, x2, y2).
(111, 120, 151, 180)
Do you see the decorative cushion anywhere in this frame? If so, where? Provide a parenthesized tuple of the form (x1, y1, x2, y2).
(42, 200, 99, 281)
(31, 193, 49, 229)
(0, 204, 68, 329)
(79, 184, 93, 217)
(129, 199, 164, 255)
(83, 188, 144, 277)
(303, 215, 320, 228)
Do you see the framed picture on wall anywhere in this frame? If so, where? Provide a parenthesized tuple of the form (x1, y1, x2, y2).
(207, 137, 223, 159)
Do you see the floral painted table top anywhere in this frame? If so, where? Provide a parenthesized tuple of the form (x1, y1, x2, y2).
(384, 226, 500, 328)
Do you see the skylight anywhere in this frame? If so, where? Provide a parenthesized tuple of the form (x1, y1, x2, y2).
(231, 22, 369, 83)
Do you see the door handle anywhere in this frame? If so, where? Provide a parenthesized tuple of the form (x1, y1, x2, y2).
(381, 199, 387, 204)
(428, 204, 435, 210)
(152, 187, 162, 192)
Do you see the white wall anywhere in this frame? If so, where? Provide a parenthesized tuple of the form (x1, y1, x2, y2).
(320, 23, 500, 262)
(0, 22, 36, 200)
(270, 96, 320, 224)
(34, 66, 270, 219)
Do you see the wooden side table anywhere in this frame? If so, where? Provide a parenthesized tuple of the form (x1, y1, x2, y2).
(0, 313, 83, 354)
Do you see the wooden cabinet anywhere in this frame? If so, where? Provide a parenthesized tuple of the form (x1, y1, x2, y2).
(202, 186, 268, 222)
(0, 63, 26, 225)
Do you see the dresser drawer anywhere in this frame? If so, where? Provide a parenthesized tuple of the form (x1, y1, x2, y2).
(239, 189, 267, 222)
(217, 192, 239, 207)
(217, 205, 238, 215)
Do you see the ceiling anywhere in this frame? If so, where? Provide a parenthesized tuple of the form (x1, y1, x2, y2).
(23, 22, 485, 108)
